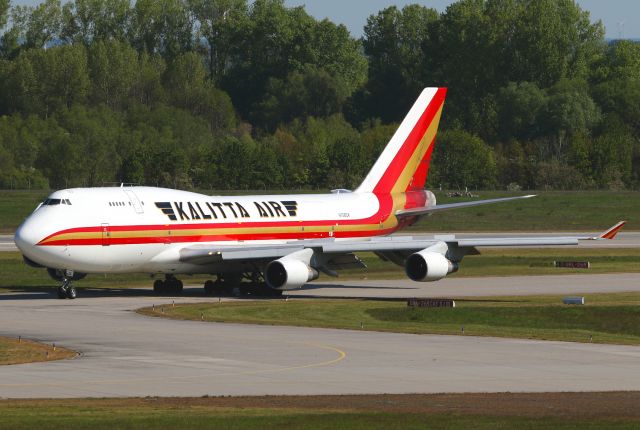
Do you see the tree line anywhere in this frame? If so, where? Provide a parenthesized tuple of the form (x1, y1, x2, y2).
(0, 0, 638, 191)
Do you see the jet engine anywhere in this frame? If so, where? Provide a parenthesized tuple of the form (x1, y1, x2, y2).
(265, 249, 319, 290)
(405, 250, 458, 282)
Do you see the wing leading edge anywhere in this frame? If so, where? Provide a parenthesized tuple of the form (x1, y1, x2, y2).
(179, 221, 626, 265)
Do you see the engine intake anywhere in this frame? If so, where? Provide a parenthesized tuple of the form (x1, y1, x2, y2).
(265, 250, 319, 290)
(405, 250, 458, 282)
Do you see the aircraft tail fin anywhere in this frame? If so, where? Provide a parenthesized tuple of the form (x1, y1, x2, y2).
(356, 87, 447, 194)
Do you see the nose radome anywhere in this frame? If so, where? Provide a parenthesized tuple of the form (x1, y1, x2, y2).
(14, 217, 42, 252)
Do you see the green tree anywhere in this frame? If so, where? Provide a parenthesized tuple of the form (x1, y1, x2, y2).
(11, 0, 62, 49)
(540, 79, 601, 158)
(88, 40, 137, 109)
(590, 115, 634, 188)
(221, 0, 365, 128)
(360, 4, 438, 122)
(257, 65, 347, 131)
(496, 82, 548, 141)
(431, 130, 497, 189)
(0, 0, 20, 60)
(508, 0, 604, 87)
(130, 51, 166, 106)
(129, 0, 193, 61)
(61, 0, 131, 44)
(165, 52, 236, 131)
(0, 0, 9, 30)
(6, 44, 89, 117)
(187, 0, 247, 81)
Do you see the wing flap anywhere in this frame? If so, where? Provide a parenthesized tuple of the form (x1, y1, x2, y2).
(180, 245, 304, 264)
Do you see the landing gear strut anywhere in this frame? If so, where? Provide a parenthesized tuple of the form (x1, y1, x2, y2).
(153, 275, 184, 295)
(57, 270, 77, 299)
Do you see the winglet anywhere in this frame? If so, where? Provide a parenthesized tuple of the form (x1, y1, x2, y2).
(596, 221, 627, 240)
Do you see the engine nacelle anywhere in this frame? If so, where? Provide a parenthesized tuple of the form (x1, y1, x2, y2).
(265, 257, 319, 290)
(405, 250, 458, 282)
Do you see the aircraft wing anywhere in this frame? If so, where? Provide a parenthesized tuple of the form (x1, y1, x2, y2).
(396, 195, 536, 217)
(179, 221, 626, 265)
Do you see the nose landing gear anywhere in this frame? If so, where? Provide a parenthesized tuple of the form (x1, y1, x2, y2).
(57, 270, 77, 299)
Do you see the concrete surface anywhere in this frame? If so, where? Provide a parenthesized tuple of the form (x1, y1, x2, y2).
(1, 274, 640, 398)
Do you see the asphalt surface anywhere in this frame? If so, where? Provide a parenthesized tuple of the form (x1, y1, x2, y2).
(1, 274, 640, 399)
(0, 235, 16, 252)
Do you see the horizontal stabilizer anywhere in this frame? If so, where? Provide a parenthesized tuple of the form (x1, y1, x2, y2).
(396, 195, 536, 217)
(592, 221, 626, 240)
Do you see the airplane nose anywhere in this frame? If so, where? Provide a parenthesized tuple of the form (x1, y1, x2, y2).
(14, 218, 42, 252)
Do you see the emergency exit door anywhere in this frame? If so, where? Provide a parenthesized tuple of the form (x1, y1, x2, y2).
(101, 223, 110, 246)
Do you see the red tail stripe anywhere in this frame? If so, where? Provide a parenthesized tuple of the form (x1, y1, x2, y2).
(373, 88, 447, 194)
(406, 133, 437, 193)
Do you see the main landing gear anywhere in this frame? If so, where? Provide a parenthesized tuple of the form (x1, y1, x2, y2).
(203, 272, 283, 298)
(57, 270, 77, 299)
(153, 275, 184, 295)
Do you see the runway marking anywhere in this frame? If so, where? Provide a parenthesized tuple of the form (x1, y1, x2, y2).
(0, 342, 347, 389)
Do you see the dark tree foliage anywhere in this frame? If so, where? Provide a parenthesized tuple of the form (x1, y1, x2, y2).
(0, 0, 638, 191)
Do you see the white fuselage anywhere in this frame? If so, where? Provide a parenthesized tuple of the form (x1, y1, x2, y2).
(14, 186, 404, 275)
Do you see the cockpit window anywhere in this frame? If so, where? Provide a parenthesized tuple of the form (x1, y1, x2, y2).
(42, 198, 72, 206)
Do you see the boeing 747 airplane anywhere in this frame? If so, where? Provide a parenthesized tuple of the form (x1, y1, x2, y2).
(14, 88, 626, 298)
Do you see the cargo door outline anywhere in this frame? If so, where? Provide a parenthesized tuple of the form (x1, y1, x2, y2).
(124, 189, 144, 214)
(101, 223, 110, 246)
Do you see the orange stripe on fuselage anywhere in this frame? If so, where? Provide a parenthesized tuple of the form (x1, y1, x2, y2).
(37, 193, 410, 246)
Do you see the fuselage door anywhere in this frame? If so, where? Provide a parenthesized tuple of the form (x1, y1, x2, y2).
(124, 189, 144, 214)
(101, 223, 110, 246)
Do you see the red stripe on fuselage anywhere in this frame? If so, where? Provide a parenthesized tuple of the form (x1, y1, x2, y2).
(38, 194, 400, 246)
(40, 226, 400, 246)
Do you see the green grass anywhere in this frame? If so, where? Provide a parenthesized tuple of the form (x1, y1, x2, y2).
(0, 252, 212, 292)
(0, 190, 48, 232)
(2, 248, 639, 293)
(1, 189, 637, 233)
(0, 411, 636, 430)
(0, 396, 638, 429)
(409, 190, 639, 232)
(139, 293, 640, 345)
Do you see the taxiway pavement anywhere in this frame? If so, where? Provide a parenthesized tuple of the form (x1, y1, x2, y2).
(1, 273, 640, 398)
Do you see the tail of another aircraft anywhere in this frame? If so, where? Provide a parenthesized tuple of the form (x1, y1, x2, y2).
(356, 87, 447, 194)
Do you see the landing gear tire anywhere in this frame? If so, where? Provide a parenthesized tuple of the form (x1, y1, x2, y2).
(154, 276, 183, 295)
(153, 279, 164, 294)
(57, 273, 76, 299)
(204, 280, 215, 295)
